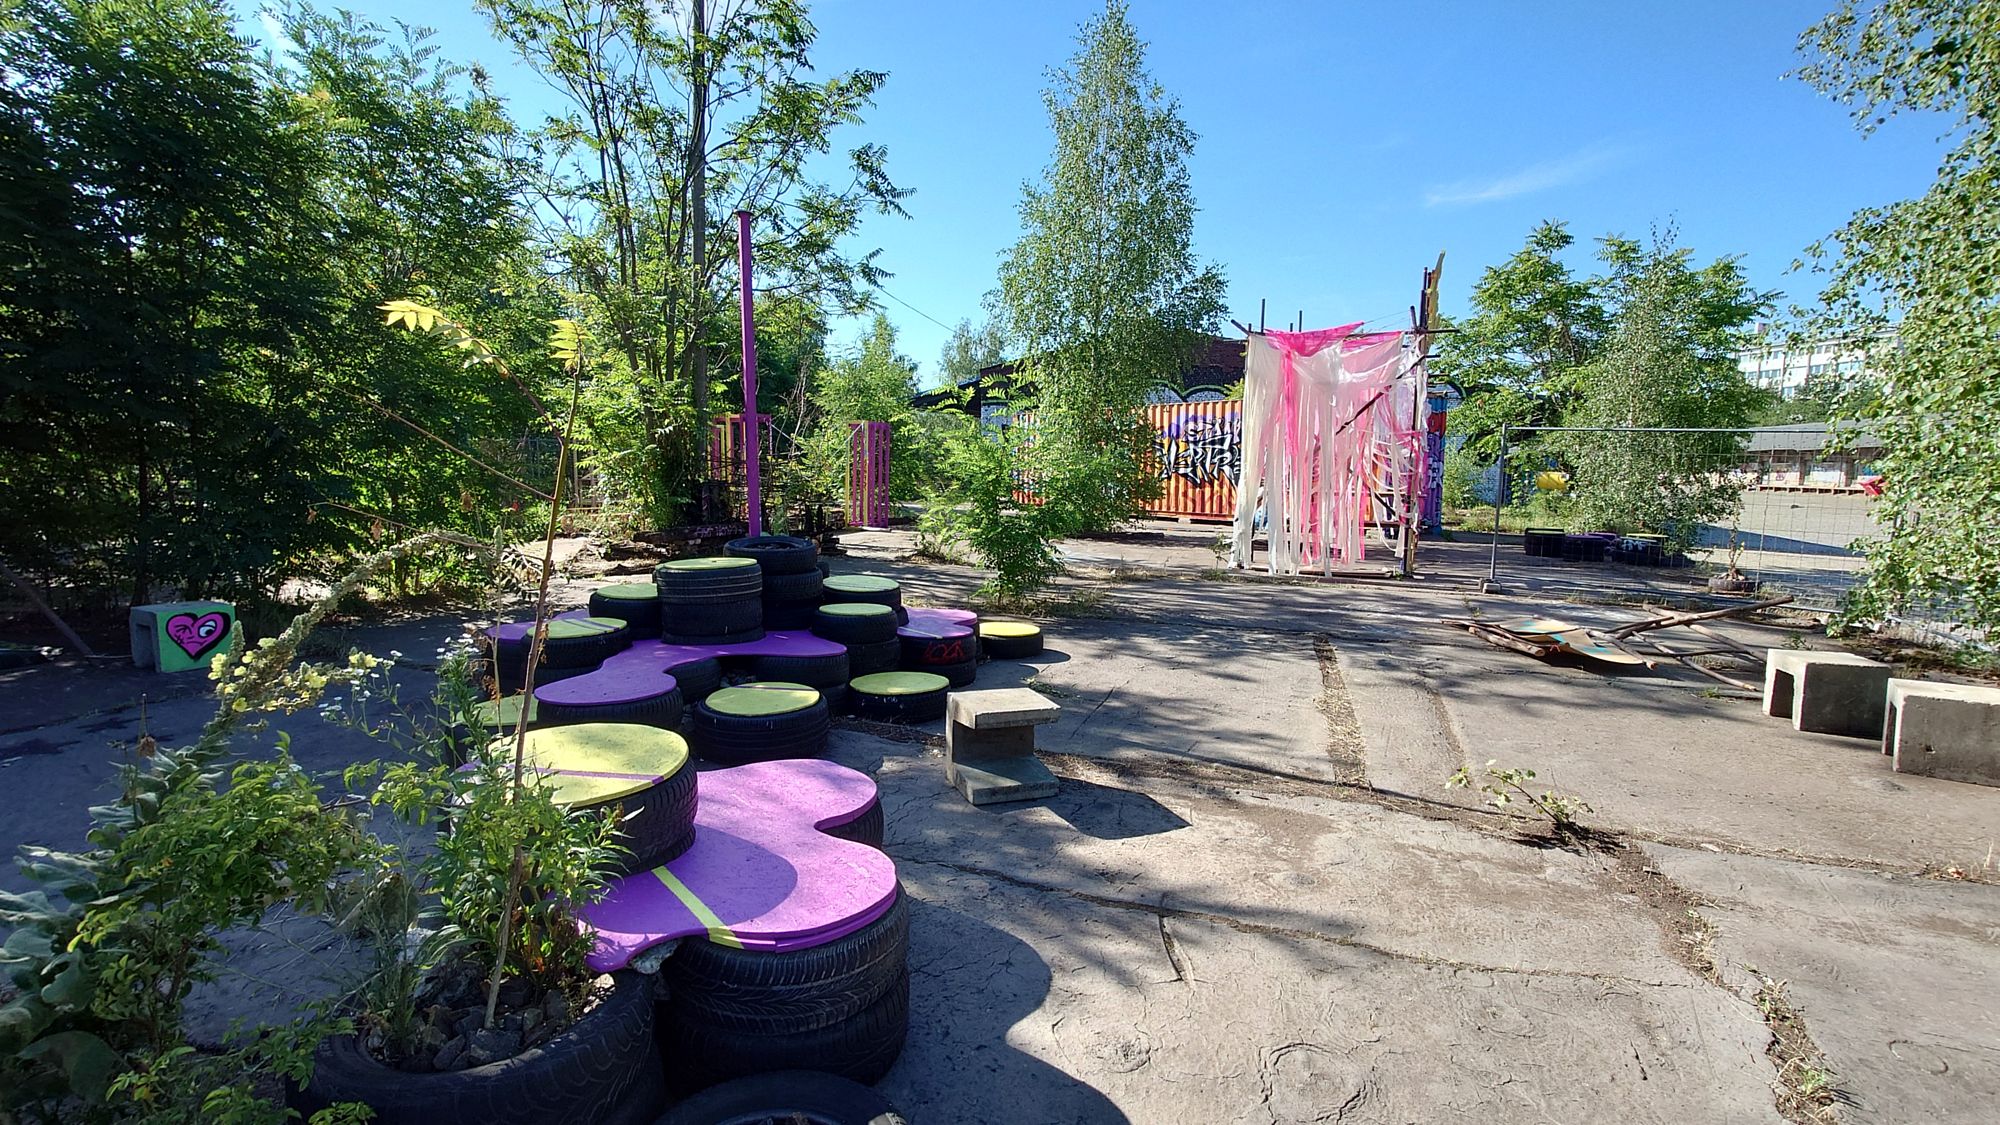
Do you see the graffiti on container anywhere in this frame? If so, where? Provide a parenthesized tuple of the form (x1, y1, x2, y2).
(1156, 411, 1241, 487)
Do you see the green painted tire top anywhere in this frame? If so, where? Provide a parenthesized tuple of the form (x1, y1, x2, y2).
(546, 616, 626, 639)
(502, 723, 688, 808)
(979, 621, 1041, 639)
(823, 575, 899, 593)
(819, 602, 893, 618)
(660, 556, 757, 572)
(596, 581, 658, 601)
(472, 694, 536, 729)
(851, 671, 949, 696)
(706, 682, 821, 717)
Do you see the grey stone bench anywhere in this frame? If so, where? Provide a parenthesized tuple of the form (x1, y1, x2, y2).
(1884, 679, 2000, 787)
(945, 688, 1060, 806)
(1763, 649, 1892, 738)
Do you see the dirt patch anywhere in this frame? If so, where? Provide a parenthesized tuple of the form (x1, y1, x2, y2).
(1312, 636, 1367, 781)
(1599, 846, 1722, 985)
(1753, 977, 1842, 1125)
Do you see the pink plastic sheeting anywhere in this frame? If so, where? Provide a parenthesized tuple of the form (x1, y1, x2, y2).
(1228, 326, 1425, 575)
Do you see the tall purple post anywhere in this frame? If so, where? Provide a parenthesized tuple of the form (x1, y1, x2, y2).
(736, 209, 762, 536)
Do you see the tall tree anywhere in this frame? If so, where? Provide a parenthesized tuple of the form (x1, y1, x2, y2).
(477, 0, 908, 523)
(995, 0, 1225, 528)
(1795, 0, 2000, 639)
(1556, 232, 1772, 548)
(935, 316, 1008, 389)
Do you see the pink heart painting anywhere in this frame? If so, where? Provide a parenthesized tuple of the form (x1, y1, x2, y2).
(165, 612, 229, 660)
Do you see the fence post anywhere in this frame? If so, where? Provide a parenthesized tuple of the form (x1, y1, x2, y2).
(1487, 424, 1508, 585)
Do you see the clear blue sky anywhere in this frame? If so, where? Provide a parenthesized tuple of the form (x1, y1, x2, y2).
(240, 0, 1946, 376)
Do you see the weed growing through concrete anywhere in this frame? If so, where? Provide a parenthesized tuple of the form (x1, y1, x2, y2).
(1751, 973, 1841, 1125)
(1446, 760, 1594, 839)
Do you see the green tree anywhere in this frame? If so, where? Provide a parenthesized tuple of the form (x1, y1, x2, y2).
(1556, 232, 1772, 548)
(1432, 221, 1608, 460)
(1795, 0, 2000, 638)
(934, 316, 1008, 389)
(995, 0, 1225, 530)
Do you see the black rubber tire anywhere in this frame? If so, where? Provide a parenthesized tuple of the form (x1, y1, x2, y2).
(293, 973, 664, 1125)
(661, 968, 908, 1091)
(724, 535, 819, 576)
(761, 569, 825, 601)
(843, 639, 901, 679)
(820, 578, 902, 613)
(665, 657, 724, 703)
(665, 891, 906, 1034)
(488, 657, 588, 696)
(590, 587, 663, 637)
(849, 684, 948, 724)
(811, 605, 898, 645)
(689, 696, 832, 764)
(654, 559, 764, 598)
(542, 619, 633, 669)
(581, 759, 699, 876)
(898, 632, 976, 670)
(924, 656, 977, 689)
(540, 687, 684, 730)
(656, 1070, 908, 1125)
(661, 596, 763, 641)
(747, 651, 850, 693)
(761, 598, 822, 631)
(978, 625, 1045, 660)
(822, 798, 884, 850)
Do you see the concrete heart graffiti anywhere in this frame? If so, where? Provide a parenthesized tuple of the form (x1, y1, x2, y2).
(165, 612, 229, 660)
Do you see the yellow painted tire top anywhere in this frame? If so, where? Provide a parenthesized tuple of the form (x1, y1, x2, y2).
(979, 621, 1041, 638)
(596, 582, 658, 601)
(706, 682, 821, 717)
(819, 602, 893, 618)
(494, 723, 688, 807)
(472, 694, 536, 729)
(546, 616, 625, 639)
(851, 671, 949, 696)
(824, 575, 899, 593)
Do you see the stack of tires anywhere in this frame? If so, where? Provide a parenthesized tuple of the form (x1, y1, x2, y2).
(848, 672, 951, 723)
(688, 683, 832, 764)
(726, 536, 824, 630)
(659, 888, 910, 1093)
(749, 648, 852, 714)
(898, 620, 978, 687)
(822, 575, 905, 623)
(481, 619, 604, 693)
(811, 604, 901, 678)
(655, 557, 764, 644)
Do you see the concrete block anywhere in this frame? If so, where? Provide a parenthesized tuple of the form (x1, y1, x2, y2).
(129, 601, 236, 673)
(1762, 649, 1891, 738)
(1884, 679, 2000, 787)
(946, 688, 1060, 805)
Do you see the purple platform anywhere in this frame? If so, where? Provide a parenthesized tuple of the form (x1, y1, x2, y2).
(533, 630, 846, 709)
(905, 607, 977, 629)
(482, 608, 594, 646)
(578, 759, 894, 970)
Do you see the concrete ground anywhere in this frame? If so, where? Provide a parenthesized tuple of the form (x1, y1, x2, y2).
(3, 528, 1996, 1124)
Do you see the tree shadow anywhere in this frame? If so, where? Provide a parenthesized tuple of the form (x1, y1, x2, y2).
(993, 774, 1190, 842)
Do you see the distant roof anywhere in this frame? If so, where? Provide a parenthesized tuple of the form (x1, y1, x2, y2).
(1745, 423, 1882, 453)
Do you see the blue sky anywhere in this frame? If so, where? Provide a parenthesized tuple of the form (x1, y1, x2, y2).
(240, 0, 1947, 376)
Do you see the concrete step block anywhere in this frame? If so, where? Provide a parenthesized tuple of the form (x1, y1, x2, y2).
(1884, 679, 2000, 787)
(1763, 649, 1892, 738)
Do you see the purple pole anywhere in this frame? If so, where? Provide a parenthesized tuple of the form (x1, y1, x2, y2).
(736, 209, 762, 536)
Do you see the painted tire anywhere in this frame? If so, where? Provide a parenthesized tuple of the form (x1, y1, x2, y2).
(747, 651, 851, 696)
(660, 595, 763, 642)
(977, 620, 1044, 660)
(513, 725, 699, 877)
(654, 556, 764, 597)
(811, 604, 897, 646)
(293, 972, 663, 1125)
(589, 583, 663, 637)
(689, 684, 832, 764)
(541, 617, 633, 668)
(925, 656, 977, 689)
(664, 656, 724, 704)
(820, 575, 902, 613)
(761, 569, 825, 601)
(661, 967, 909, 1091)
(598, 760, 699, 874)
(842, 639, 901, 679)
(539, 685, 684, 731)
(761, 598, 823, 631)
(664, 891, 907, 1034)
(822, 797, 884, 850)
(848, 672, 949, 723)
(898, 630, 975, 670)
(655, 1071, 908, 1125)
(724, 535, 819, 576)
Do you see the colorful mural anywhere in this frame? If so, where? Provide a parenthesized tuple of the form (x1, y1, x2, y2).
(1147, 401, 1242, 520)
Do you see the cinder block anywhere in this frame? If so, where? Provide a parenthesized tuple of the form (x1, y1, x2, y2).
(130, 601, 236, 673)
(946, 687, 1060, 806)
(1884, 679, 2000, 787)
(1763, 649, 1892, 738)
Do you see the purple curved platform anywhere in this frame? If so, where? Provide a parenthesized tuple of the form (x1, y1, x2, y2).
(897, 619, 973, 641)
(578, 759, 894, 970)
(905, 607, 977, 629)
(533, 630, 846, 708)
(482, 608, 594, 646)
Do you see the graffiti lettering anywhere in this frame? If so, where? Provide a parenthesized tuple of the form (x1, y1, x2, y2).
(922, 639, 967, 664)
(1156, 413, 1242, 487)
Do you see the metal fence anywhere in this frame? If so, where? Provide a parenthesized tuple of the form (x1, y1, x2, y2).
(1483, 425, 1881, 613)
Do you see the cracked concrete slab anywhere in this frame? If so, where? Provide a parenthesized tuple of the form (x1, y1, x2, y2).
(1649, 845, 2000, 1125)
(890, 859, 1785, 1124)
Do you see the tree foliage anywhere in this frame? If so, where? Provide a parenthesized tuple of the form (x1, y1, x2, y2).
(993, 0, 1225, 529)
(1795, 0, 2000, 638)
(934, 316, 1009, 389)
